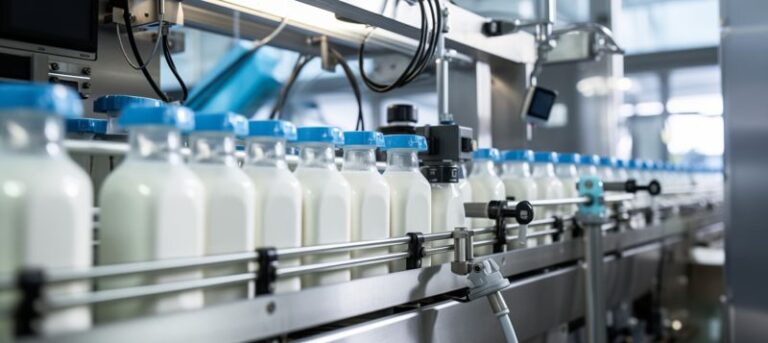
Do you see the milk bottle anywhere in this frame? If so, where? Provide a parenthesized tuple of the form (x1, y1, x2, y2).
(598, 157, 617, 183)
(0, 84, 93, 337)
(500, 150, 538, 247)
(243, 120, 302, 292)
(341, 131, 390, 279)
(468, 148, 506, 255)
(578, 154, 600, 177)
(93, 95, 162, 135)
(423, 164, 466, 265)
(188, 113, 255, 304)
(97, 105, 205, 322)
(383, 135, 431, 271)
(294, 127, 352, 287)
(555, 153, 581, 216)
(532, 152, 564, 245)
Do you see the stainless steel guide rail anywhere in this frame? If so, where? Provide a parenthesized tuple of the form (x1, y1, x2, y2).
(13, 205, 722, 343)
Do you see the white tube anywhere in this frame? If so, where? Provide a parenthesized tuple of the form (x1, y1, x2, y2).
(497, 314, 519, 343)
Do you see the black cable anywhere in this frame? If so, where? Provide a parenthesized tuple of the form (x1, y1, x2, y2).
(331, 49, 364, 131)
(162, 32, 188, 103)
(269, 54, 314, 119)
(358, 0, 442, 93)
(121, 3, 170, 102)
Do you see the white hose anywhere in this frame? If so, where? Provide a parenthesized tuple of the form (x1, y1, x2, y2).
(497, 313, 519, 343)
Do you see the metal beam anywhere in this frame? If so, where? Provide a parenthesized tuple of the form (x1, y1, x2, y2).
(624, 47, 718, 73)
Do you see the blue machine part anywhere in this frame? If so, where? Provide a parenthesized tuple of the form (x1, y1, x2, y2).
(577, 176, 606, 220)
(185, 42, 281, 115)
(66, 118, 108, 134)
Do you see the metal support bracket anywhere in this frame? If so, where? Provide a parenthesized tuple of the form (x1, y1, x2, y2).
(255, 247, 278, 296)
(405, 232, 425, 270)
(14, 268, 45, 337)
(552, 216, 565, 242)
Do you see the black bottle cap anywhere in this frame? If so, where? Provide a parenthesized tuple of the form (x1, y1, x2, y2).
(387, 104, 418, 124)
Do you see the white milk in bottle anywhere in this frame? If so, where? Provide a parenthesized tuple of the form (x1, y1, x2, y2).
(188, 113, 255, 304)
(532, 152, 564, 245)
(383, 135, 431, 271)
(341, 131, 390, 279)
(468, 148, 506, 255)
(243, 120, 302, 292)
(500, 150, 538, 247)
(97, 105, 205, 322)
(458, 163, 473, 227)
(0, 84, 93, 338)
(555, 153, 581, 216)
(294, 127, 352, 287)
(422, 164, 466, 266)
(578, 154, 600, 177)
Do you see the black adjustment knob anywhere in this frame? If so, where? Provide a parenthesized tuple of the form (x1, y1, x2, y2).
(387, 104, 418, 124)
(645, 180, 662, 196)
(505, 201, 534, 225)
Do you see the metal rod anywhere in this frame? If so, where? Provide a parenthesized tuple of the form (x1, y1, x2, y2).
(423, 231, 454, 242)
(277, 236, 411, 259)
(276, 252, 408, 279)
(47, 273, 254, 309)
(45, 252, 257, 284)
(423, 245, 454, 257)
(584, 222, 607, 343)
(524, 229, 559, 239)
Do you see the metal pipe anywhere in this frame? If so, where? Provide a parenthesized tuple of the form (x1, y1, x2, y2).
(584, 222, 607, 343)
(277, 236, 410, 259)
(423, 245, 453, 257)
(47, 273, 254, 309)
(45, 252, 257, 284)
(423, 231, 454, 242)
(435, 4, 452, 124)
(276, 252, 408, 279)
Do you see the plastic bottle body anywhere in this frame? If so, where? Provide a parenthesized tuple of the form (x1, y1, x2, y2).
(469, 159, 506, 255)
(555, 163, 579, 215)
(383, 149, 431, 271)
(457, 164, 473, 227)
(97, 126, 205, 322)
(429, 181, 466, 265)
(342, 147, 390, 279)
(500, 161, 539, 247)
(243, 138, 302, 292)
(0, 112, 93, 336)
(295, 143, 352, 287)
(532, 162, 563, 245)
(189, 132, 255, 304)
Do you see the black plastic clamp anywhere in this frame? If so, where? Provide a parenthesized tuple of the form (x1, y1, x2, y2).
(255, 247, 278, 296)
(14, 268, 45, 337)
(493, 215, 508, 254)
(551, 216, 565, 242)
(405, 232, 425, 270)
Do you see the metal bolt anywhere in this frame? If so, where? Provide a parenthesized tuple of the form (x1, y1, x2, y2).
(82, 82, 91, 90)
(266, 301, 276, 314)
(473, 264, 482, 272)
(50, 63, 59, 71)
(585, 180, 594, 189)
(82, 67, 91, 76)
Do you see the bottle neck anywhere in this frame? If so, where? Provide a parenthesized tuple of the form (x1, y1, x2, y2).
(555, 164, 577, 178)
(501, 161, 531, 177)
(386, 149, 420, 172)
(0, 112, 65, 157)
(298, 143, 337, 170)
(190, 132, 238, 167)
(342, 147, 378, 172)
(532, 162, 555, 177)
(470, 159, 497, 177)
(127, 126, 184, 164)
(578, 165, 598, 176)
(246, 137, 288, 169)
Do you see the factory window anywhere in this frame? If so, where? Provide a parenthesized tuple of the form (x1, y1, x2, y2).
(617, 0, 719, 54)
(668, 65, 722, 115)
(664, 115, 724, 156)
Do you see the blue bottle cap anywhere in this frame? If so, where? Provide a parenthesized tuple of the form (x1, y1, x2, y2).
(343, 131, 385, 148)
(615, 159, 627, 168)
(599, 156, 617, 167)
(118, 105, 195, 131)
(0, 83, 83, 118)
(191, 112, 248, 136)
(66, 118, 108, 134)
(247, 120, 297, 141)
(473, 148, 500, 161)
(296, 126, 344, 145)
(579, 154, 600, 166)
(627, 159, 641, 169)
(558, 153, 581, 164)
(502, 149, 534, 162)
(383, 134, 428, 151)
(93, 95, 162, 114)
(533, 151, 559, 164)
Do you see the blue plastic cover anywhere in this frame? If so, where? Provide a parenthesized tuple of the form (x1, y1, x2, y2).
(502, 149, 534, 162)
(0, 83, 82, 118)
(534, 151, 559, 164)
(473, 148, 500, 161)
(119, 105, 195, 131)
(248, 120, 297, 140)
(296, 126, 344, 145)
(343, 131, 385, 148)
(558, 153, 581, 164)
(579, 154, 600, 166)
(93, 95, 162, 114)
(66, 118, 107, 134)
(599, 156, 617, 167)
(383, 134, 428, 152)
(615, 159, 627, 168)
(191, 112, 248, 136)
